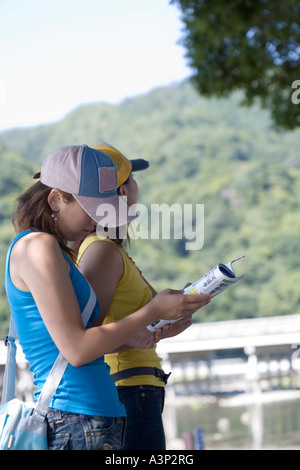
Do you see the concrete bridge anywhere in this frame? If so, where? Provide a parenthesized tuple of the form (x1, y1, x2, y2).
(156, 314, 300, 449)
(156, 314, 300, 397)
(157, 313, 300, 356)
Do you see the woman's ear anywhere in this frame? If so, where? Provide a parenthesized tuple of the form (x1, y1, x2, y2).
(47, 189, 62, 212)
(118, 184, 127, 197)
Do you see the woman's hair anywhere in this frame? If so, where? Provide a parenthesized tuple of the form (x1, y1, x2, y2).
(12, 181, 76, 262)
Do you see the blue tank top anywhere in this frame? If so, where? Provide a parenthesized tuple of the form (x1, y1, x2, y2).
(5, 231, 126, 417)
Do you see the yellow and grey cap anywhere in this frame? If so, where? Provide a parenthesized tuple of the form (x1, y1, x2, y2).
(93, 142, 149, 188)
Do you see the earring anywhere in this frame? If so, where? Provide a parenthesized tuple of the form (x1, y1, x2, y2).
(51, 210, 58, 223)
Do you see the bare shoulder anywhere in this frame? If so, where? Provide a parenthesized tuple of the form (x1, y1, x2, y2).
(15, 231, 61, 259)
(81, 237, 123, 264)
(10, 232, 66, 291)
(79, 237, 124, 279)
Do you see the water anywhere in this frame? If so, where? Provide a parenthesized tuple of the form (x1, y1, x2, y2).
(165, 394, 300, 450)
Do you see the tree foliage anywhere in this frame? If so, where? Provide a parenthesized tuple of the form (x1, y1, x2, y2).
(170, 0, 300, 129)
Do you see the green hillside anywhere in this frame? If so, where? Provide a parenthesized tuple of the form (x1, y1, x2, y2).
(1, 81, 300, 337)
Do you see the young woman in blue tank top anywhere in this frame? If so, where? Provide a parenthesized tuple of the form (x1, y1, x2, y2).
(5, 145, 211, 450)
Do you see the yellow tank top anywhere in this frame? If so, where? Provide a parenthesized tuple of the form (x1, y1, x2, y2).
(77, 235, 164, 387)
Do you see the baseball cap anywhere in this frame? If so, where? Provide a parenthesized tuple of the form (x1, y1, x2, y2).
(93, 142, 149, 187)
(39, 145, 136, 227)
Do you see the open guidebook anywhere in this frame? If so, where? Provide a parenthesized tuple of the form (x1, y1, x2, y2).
(147, 255, 245, 332)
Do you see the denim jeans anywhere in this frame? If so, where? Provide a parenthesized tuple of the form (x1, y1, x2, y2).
(117, 385, 166, 450)
(46, 409, 126, 450)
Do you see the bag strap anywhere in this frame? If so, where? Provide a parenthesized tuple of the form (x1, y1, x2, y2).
(1, 285, 97, 415)
(1, 320, 17, 405)
(35, 286, 97, 417)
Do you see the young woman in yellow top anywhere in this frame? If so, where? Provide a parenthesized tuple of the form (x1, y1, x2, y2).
(76, 143, 211, 450)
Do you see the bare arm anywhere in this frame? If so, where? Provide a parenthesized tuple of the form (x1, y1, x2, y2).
(78, 239, 159, 350)
(11, 233, 211, 367)
(77, 239, 124, 327)
(78, 240, 204, 349)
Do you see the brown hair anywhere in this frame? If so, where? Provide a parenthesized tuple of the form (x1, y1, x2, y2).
(12, 181, 76, 262)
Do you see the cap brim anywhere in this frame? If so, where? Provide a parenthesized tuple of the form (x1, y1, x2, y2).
(74, 194, 137, 228)
(130, 159, 149, 172)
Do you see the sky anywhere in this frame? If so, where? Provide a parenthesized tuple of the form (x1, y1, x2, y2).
(0, 0, 190, 131)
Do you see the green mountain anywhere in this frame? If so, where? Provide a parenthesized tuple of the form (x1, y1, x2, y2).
(1, 81, 300, 338)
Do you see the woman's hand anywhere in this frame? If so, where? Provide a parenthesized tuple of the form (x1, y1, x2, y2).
(149, 289, 211, 322)
(160, 316, 193, 339)
(125, 324, 174, 349)
(125, 328, 159, 349)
